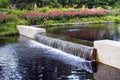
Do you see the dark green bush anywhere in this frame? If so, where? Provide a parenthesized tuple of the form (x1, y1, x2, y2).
(0, 0, 9, 8)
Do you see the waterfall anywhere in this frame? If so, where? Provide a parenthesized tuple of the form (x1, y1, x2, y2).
(36, 34, 96, 61)
(0, 41, 96, 74)
(18, 40, 96, 73)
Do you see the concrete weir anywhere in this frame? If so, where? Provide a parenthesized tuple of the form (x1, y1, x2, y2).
(17, 25, 46, 39)
(94, 40, 120, 69)
(17, 25, 120, 69)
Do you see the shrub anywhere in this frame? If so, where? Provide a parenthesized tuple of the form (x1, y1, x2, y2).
(6, 14, 18, 22)
(0, 14, 6, 23)
(21, 8, 107, 25)
(21, 12, 44, 19)
(45, 11, 62, 19)
(34, 7, 52, 13)
(21, 12, 44, 24)
(0, 0, 9, 8)
(0, 22, 18, 35)
(6, 22, 16, 27)
(17, 3, 34, 10)
(80, 8, 106, 16)
(62, 11, 77, 18)
(115, 16, 120, 23)
(7, 9, 28, 16)
(17, 19, 28, 25)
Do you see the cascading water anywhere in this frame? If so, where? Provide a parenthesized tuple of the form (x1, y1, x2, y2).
(0, 40, 96, 79)
(36, 34, 96, 60)
(16, 40, 96, 73)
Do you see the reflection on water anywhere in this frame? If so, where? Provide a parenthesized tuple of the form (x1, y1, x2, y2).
(45, 33, 93, 46)
(47, 23, 120, 41)
(0, 36, 18, 45)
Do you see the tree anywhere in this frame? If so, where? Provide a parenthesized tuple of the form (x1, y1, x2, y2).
(42, 0, 61, 8)
(0, 0, 9, 8)
(36, 0, 42, 7)
(7, 0, 120, 9)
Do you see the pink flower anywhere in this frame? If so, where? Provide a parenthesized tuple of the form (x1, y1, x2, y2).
(45, 11, 62, 19)
(80, 8, 106, 16)
(21, 9, 106, 21)
(21, 12, 44, 20)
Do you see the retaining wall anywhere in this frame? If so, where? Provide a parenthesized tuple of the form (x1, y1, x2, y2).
(17, 25, 46, 39)
(94, 40, 120, 69)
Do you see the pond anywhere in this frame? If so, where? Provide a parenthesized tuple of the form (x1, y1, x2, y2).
(47, 23, 120, 44)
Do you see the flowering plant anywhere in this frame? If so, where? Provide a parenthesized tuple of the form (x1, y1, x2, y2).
(80, 8, 106, 16)
(6, 14, 18, 22)
(21, 9, 106, 24)
(21, 12, 44, 20)
(0, 14, 6, 23)
(45, 11, 62, 19)
(21, 12, 44, 24)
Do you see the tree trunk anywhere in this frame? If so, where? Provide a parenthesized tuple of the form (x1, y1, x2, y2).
(36, 0, 42, 7)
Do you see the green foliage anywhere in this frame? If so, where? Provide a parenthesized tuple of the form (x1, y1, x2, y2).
(0, 9, 28, 16)
(0, 22, 17, 35)
(0, 0, 9, 8)
(17, 19, 28, 25)
(0, 36, 18, 45)
(6, 22, 16, 27)
(7, 0, 120, 9)
(17, 3, 34, 10)
(7, 9, 28, 16)
(34, 7, 78, 13)
(6, 14, 18, 22)
(34, 7, 52, 12)
(40, 15, 119, 27)
(112, 1, 120, 9)
(114, 16, 120, 23)
(42, 0, 62, 8)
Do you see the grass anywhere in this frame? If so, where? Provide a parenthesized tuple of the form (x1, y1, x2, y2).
(0, 15, 119, 36)
(0, 22, 18, 36)
(40, 15, 118, 27)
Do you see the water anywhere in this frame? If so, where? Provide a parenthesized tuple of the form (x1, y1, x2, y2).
(0, 36, 95, 80)
(45, 33, 93, 46)
(1, 36, 120, 80)
(47, 23, 120, 42)
(36, 34, 96, 60)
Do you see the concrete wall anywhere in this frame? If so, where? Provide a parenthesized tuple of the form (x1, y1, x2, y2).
(17, 25, 46, 39)
(94, 63, 120, 80)
(94, 40, 120, 69)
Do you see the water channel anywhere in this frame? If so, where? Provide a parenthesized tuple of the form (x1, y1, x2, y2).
(1, 23, 120, 80)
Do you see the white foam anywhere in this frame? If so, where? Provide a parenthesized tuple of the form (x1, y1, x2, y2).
(27, 40, 93, 73)
(0, 45, 22, 80)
